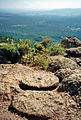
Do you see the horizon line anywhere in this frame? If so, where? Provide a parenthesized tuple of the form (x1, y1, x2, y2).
(0, 8, 81, 11)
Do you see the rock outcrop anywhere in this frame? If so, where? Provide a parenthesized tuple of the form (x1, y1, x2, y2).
(58, 72, 81, 95)
(0, 64, 59, 101)
(0, 63, 81, 120)
(55, 68, 81, 82)
(71, 57, 81, 66)
(48, 55, 79, 72)
(66, 47, 81, 57)
(11, 91, 80, 120)
(61, 37, 81, 48)
(65, 47, 81, 66)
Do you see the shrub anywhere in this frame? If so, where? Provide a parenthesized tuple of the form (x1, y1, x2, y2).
(33, 55, 49, 70)
(22, 54, 49, 70)
(0, 44, 19, 63)
(41, 37, 52, 48)
(34, 42, 44, 53)
(17, 40, 31, 58)
(49, 43, 65, 56)
(22, 52, 34, 64)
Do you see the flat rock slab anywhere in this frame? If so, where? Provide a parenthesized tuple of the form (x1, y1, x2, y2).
(20, 70, 59, 88)
(11, 91, 80, 119)
(0, 64, 59, 100)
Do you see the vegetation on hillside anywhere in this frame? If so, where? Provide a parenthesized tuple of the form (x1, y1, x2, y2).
(0, 35, 65, 70)
(0, 13, 81, 42)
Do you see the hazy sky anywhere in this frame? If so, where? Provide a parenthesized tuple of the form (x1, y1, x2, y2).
(0, 0, 81, 10)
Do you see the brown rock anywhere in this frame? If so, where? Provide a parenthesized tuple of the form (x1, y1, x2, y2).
(0, 101, 27, 120)
(0, 64, 81, 120)
(0, 64, 59, 100)
(61, 37, 81, 48)
(11, 91, 80, 120)
(55, 68, 81, 82)
(48, 55, 79, 72)
(20, 70, 59, 89)
(55, 68, 74, 82)
(66, 47, 81, 57)
(58, 73, 81, 96)
(72, 57, 81, 66)
(0, 64, 24, 100)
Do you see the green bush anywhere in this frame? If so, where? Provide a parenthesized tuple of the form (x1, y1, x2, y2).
(34, 42, 44, 53)
(22, 54, 49, 70)
(41, 37, 52, 48)
(17, 40, 30, 58)
(0, 35, 19, 44)
(0, 35, 66, 68)
(49, 43, 65, 56)
(33, 55, 49, 70)
(22, 52, 34, 64)
(0, 44, 19, 63)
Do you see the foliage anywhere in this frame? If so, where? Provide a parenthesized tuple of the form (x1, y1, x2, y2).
(0, 35, 66, 69)
(0, 35, 19, 44)
(22, 51, 49, 70)
(0, 44, 19, 63)
(17, 39, 31, 58)
(0, 13, 81, 42)
(49, 43, 65, 56)
(34, 42, 44, 53)
(22, 52, 34, 65)
(34, 37, 52, 54)
(41, 37, 52, 48)
(32, 55, 49, 70)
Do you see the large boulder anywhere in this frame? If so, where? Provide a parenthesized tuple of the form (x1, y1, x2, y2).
(56, 69, 81, 108)
(48, 55, 79, 72)
(10, 91, 80, 120)
(55, 68, 81, 82)
(61, 37, 81, 48)
(66, 47, 81, 57)
(55, 68, 74, 82)
(55, 68, 81, 96)
(0, 64, 81, 120)
(58, 73, 81, 96)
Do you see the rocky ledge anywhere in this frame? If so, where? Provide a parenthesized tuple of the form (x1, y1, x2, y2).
(0, 37, 81, 120)
(0, 58, 81, 120)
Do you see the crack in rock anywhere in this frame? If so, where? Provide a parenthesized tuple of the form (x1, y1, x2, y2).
(19, 82, 58, 91)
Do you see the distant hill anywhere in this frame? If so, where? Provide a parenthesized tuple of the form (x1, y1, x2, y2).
(0, 8, 81, 42)
(0, 8, 81, 16)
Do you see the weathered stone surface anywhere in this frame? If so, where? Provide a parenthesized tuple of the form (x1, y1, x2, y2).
(58, 73, 81, 96)
(0, 64, 59, 100)
(61, 37, 81, 48)
(55, 68, 74, 82)
(20, 70, 59, 89)
(0, 64, 26, 100)
(48, 55, 79, 72)
(0, 63, 81, 120)
(55, 68, 81, 82)
(11, 91, 80, 120)
(72, 57, 81, 66)
(66, 47, 81, 57)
